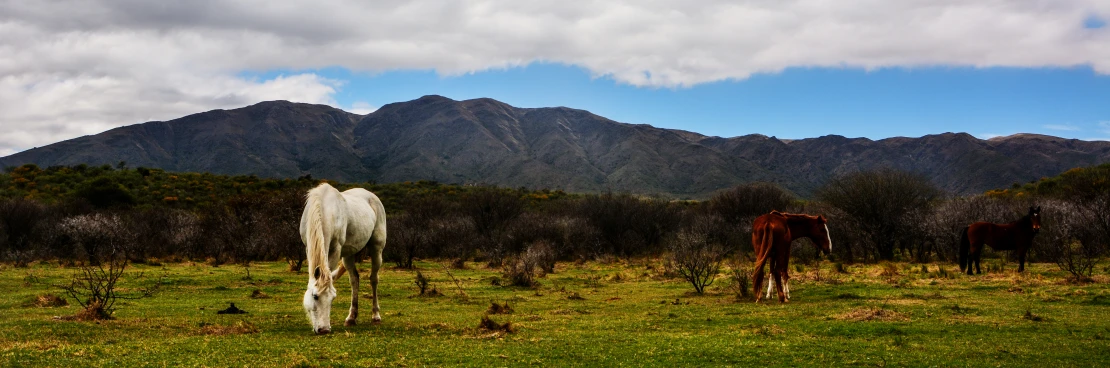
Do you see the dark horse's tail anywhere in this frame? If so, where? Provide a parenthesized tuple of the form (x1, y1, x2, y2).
(958, 226, 970, 272)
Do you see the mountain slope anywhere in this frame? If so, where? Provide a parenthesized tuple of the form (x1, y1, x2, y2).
(3, 96, 1109, 198)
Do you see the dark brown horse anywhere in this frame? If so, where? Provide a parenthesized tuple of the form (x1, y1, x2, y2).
(960, 206, 1041, 275)
(751, 211, 831, 303)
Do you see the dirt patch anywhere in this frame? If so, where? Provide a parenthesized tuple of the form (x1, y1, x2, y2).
(197, 321, 260, 335)
(54, 302, 112, 321)
(250, 289, 269, 299)
(836, 308, 908, 322)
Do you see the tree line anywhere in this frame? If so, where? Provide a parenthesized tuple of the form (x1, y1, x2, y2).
(1, 163, 1107, 280)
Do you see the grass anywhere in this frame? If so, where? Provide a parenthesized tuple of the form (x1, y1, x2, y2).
(2, 260, 1109, 367)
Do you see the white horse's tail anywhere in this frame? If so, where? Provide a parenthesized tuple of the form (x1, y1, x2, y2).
(305, 188, 332, 290)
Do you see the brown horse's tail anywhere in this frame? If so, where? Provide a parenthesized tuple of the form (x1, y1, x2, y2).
(958, 226, 970, 272)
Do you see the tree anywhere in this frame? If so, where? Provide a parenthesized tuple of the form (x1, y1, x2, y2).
(816, 169, 942, 261)
(707, 182, 796, 223)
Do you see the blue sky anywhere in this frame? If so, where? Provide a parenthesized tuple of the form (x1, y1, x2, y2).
(2, 1, 1109, 155)
(298, 64, 1110, 141)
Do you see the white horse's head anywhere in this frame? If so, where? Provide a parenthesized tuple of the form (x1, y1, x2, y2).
(303, 266, 336, 334)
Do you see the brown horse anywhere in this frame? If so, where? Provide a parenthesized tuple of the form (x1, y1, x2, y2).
(751, 211, 832, 303)
(960, 206, 1041, 275)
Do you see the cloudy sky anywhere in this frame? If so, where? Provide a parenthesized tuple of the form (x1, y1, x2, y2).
(2, 0, 1109, 156)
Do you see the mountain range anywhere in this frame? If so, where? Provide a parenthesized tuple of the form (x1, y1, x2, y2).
(3, 95, 1109, 198)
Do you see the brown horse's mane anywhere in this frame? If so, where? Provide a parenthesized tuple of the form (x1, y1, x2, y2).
(769, 210, 820, 222)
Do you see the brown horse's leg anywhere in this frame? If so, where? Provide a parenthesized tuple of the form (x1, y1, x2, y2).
(974, 247, 983, 275)
(772, 264, 787, 303)
(966, 245, 977, 275)
(752, 224, 773, 303)
(753, 256, 768, 303)
(1018, 250, 1027, 273)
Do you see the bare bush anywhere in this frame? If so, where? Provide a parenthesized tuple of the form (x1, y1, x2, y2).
(577, 193, 681, 257)
(61, 212, 131, 265)
(727, 258, 751, 298)
(667, 214, 727, 294)
(53, 238, 159, 320)
(503, 251, 542, 288)
(523, 241, 557, 275)
(0, 198, 49, 265)
(708, 182, 797, 222)
(816, 169, 943, 261)
(463, 188, 524, 266)
(1038, 200, 1107, 280)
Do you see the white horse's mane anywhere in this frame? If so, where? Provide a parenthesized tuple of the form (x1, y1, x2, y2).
(304, 184, 333, 290)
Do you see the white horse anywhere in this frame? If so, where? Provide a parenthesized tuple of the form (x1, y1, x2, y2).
(300, 182, 387, 334)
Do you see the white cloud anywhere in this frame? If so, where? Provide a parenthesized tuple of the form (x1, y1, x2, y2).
(1, 0, 1109, 153)
(347, 101, 378, 115)
(1043, 124, 1081, 131)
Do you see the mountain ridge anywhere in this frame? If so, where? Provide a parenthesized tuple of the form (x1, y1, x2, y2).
(3, 95, 1109, 198)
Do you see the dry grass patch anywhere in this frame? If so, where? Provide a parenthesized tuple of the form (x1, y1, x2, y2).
(196, 321, 260, 335)
(487, 302, 514, 314)
(477, 315, 516, 333)
(27, 294, 68, 308)
(836, 307, 909, 322)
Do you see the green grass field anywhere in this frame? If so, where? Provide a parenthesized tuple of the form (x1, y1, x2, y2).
(2, 259, 1108, 367)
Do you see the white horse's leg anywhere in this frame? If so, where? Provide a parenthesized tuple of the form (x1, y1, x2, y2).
(370, 248, 383, 323)
(784, 278, 791, 301)
(765, 276, 775, 299)
(343, 258, 360, 326)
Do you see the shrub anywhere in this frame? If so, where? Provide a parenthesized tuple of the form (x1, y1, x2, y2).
(0, 198, 49, 266)
(523, 241, 556, 275)
(707, 182, 797, 222)
(55, 245, 159, 320)
(816, 169, 942, 261)
(1038, 200, 1107, 280)
(667, 215, 726, 294)
(503, 254, 539, 288)
(414, 271, 439, 295)
(727, 258, 751, 298)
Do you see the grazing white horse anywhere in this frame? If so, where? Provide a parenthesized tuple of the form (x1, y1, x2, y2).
(300, 183, 387, 334)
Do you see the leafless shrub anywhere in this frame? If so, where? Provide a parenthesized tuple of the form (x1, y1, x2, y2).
(503, 253, 539, 288)
(55, 245, 160, 320)
(523, 241, 556, 275)
(667, 214, 727, 294)
(708, 182, 797, 222)
(816, 169, 943, 261)
(0, 198, 49, 266)
(727, 258, 751, 298)
(1038, 200, 1106, 280)
(576, 193, 681, 257)
(414, 271, 434, 295)
(60, 212, 131, 265)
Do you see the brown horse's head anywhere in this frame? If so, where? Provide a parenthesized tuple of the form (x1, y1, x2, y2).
(811, 215, 832, 255)
(1029, 206, 1042, 234)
